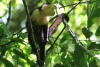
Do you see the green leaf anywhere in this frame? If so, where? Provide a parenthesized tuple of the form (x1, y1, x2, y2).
(19, 33, 27, 39)
(29, 60, 36, 67)
(46, 0, 56, 4)
(0, 45, 6, 53)
(88, 4, 100, 27)
(97, 0, 100, 3)
(1, 22, 12, 38)
(54, 56, 59, 62)
(42, 66, 48, 67)
(1, 58, 14, 67)
(53, 63, 66, 67)
(0, 27, 4, 35)
(61, 52, 66, 63)
(60, 52, 72, 67)
(13, 49, 25, 59)
(10, 38, 23, 43)
(60, 36, 66, 44)
(82, 27, 93, 38)
(88, 42, 100, 50)
(95, 25, 100, 36)
(74, 45, 88, 67)
(0, 0, 2, 2)
(60, 33, 71, 44)
(89, 60, 98, 67)
(60, 46, 68, 53)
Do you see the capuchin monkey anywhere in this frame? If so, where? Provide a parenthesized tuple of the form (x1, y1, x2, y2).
(26, 3, 55, 65)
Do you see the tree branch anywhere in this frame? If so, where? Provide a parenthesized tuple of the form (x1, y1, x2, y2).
(22, 0, 41, 67)
(63, 20, 93, 57)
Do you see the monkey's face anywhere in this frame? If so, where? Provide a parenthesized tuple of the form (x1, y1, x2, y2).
(47, 5, 55, 16)
(42, 4, 55, 16)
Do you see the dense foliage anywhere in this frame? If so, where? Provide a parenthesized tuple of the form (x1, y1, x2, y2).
(0, 0, 100, 67)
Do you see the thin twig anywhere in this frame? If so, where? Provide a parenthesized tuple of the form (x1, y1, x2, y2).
(13, 27, 26, 35)
(22, 0, 41, 67)
(0, 40, 15, 46)
(59, 1, 95, 8)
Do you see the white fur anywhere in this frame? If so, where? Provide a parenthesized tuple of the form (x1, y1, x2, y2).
(42, 4, 47, 10)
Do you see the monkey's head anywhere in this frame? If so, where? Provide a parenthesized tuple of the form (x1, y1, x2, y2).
(41, 4, 55, 16)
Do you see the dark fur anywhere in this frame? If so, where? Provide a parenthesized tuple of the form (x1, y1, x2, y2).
(26, 5, 49, 65)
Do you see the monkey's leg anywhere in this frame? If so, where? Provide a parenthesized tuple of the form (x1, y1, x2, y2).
(40, 42, 45, 65)
(42, 25, 48, 43)
(39, 26, 48, 66)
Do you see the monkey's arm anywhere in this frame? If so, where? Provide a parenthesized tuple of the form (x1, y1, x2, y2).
(42, 25, 48, 43)
(49, 14, 69, 37)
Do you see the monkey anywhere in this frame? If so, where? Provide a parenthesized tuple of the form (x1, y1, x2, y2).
(26, 3, 55, 65)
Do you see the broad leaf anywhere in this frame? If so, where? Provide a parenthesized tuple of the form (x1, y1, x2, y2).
(82, 27, 93, 38)
(13, 49, 25, 59)
(54, 63, 66, 67)
(0, 27, 4, 35)
(74, 45, 88, 67)
(89, 60, 98, 67)
(88, 4, 100, 27)
(1, 58, 14, 67)
(1, 22, 12, 38)
(0, 45, 6, 53)
(88, 42, 100, 50)
(95, 25, 100, 36)
(19, 33, 27, 39)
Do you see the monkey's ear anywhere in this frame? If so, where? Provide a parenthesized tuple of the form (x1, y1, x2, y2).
(41, 4, 48, 10)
